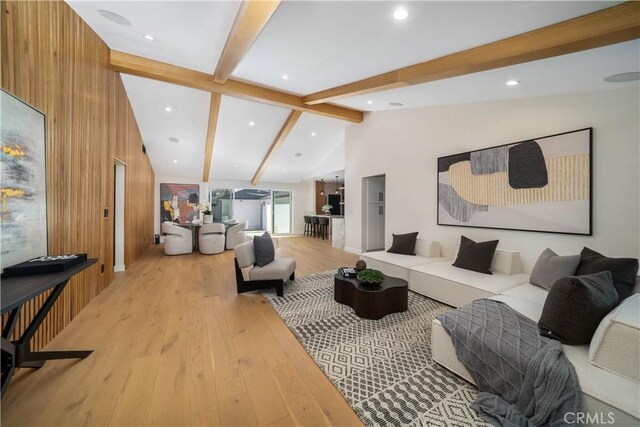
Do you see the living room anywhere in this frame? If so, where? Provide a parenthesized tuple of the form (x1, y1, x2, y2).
(1, 1, 639, 426)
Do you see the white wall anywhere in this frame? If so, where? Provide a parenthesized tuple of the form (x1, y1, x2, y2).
(154, 176, 314, 237)
(345, 88, 640, 272)
(232, 199, 266, 230)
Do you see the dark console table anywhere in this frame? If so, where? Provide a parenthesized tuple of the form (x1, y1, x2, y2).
(1, 258, 97, 394)
(334, 272, 408, 320)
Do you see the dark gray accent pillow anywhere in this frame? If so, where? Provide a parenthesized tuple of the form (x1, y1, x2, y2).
(538, 271, 618, 345)
(575, 247, 639, 303)
(253, 232, 275, 267)
(387, 232, 418, 256)
(530, 248, 581, 291)
(452, 235, 498, 275)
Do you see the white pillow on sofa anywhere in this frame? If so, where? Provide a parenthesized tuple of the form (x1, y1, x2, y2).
(588, 293, 640, 383)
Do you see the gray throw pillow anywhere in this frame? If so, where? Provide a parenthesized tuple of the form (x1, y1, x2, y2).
(530, 248, 581, 291)
(387, 232, 418, 256)
(538, 271, 619, 345)
(253, 232, 275, 267)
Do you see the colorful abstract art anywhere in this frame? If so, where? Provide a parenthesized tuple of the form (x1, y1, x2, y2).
(438, 128, 592, 235)
(159, 183, 200, 226)
(1, 89, 48, 271)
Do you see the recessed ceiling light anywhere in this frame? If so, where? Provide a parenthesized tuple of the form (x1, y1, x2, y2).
(388, 102, 404, 107)
(143, 34, 155, 41)
(506, 80, 520, 86)
(164, 106, 172, 112)
(604, 72, 640, 83)
(98, 10, 131, 26)
(311, 132, 317, 137)
(393, 7, 409, 21)
(249, 121, 255, 126)
(168, 137, 179, 143)
(367, 100, 374, 105)
(281, 74, 289, 80)
(294, 152, 302, 158)
(233, 165, 239, 168)
(173, 160, 178, 164)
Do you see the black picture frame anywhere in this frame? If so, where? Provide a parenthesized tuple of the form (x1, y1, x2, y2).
(436, 127, 593, 236)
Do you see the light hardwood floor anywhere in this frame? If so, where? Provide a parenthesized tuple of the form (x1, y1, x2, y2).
(1, 237, 363, 427)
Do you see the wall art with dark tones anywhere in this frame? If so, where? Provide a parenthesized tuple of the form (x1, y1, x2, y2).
(160, 183, 200, 227)
(438, 128, 592, 235)
(1, 89, 48, 271)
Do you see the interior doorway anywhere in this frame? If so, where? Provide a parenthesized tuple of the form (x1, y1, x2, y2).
(363, 175, 385, 252)
(114, 159, 125, 272)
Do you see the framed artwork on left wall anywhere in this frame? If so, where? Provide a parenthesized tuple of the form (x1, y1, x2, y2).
(1, 89, 48, 272)
(160, 183, 200, 227)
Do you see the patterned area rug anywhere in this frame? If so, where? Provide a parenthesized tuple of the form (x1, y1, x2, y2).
(262, 271, 488, 426)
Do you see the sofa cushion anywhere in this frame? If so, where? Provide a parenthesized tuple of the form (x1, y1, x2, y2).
(362, 251, 439, 269)
(500, 283, 549, 306)
(589, 294, 640, 383)
(411, 261, 528, 295)
(254, 232, 275, 267)
(387, 232, 418, 255)
(249, 258, 296, 281)
(452, 236, 498, 275)
(530, 248, 580, 291)
(538, 272, 619, 345)
(576, 247, 639, 302)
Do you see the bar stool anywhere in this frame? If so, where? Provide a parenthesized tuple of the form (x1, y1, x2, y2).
(304, 216, 312, 236)
(310, 216, 319, 238)
(318, 216, 329, 240)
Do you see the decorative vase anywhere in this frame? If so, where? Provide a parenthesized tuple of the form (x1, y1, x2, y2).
(203, 214, 213, 224)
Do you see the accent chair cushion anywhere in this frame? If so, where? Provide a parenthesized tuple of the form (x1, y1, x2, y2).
(538, 271, 619, 345)
(575, 247, 639, 303)
(387, 232, 419, 255)
(530, 248, 581, 290)
(452, 235, 499, 275)
(249, 258, 296, 281)
(254, 232, 275, 267)
(234, 240, 255, 269)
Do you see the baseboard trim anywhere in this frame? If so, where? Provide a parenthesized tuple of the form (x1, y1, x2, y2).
(114, 264, 126, 272)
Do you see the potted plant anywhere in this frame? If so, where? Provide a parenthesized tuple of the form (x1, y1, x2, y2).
(198, 201, 213, 224)
(321, 204, 333, 215)
(356, 268, 385, 286)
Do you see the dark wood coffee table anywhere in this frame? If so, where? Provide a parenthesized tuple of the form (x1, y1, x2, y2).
(334, 273, 408, 320)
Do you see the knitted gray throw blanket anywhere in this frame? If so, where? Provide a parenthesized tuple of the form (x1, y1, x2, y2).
(438, 299, 581, 426)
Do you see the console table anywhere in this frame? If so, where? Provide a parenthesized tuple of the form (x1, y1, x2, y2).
(1, 258, 97, 394)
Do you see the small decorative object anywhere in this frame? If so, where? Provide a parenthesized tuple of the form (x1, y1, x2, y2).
(2, 254, 88, 277)
(355, 260, 367, 271)
(339, 267, 357, 278)
(356, 268, 385, 285)
(321, 204, 333, 215)
(198, 200, 213, 224)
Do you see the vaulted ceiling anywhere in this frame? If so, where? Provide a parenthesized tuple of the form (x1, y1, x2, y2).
(67, 1, 640, 184)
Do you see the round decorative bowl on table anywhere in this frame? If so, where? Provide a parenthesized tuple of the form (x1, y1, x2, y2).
(356, 269, 385, 286)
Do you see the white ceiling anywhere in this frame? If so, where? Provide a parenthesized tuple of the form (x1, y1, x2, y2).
(67, 0, 638, 184)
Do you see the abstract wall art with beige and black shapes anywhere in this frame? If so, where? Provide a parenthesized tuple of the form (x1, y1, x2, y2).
(0, 89, 48, 271)
(437, 128, 592, 235)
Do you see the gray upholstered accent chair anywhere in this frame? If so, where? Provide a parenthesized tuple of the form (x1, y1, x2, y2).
(162, 222, 193, 255)
(233, 239, 296, 297)
(199, 223, 225, 255)
(226, 221, 250, 250)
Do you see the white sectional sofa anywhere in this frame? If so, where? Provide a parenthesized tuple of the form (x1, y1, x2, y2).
(432, 281, 640, 425)
(359, 239, 446, 281)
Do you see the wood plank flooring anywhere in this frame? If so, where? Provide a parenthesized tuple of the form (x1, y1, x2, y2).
(1, 236, 363, 427)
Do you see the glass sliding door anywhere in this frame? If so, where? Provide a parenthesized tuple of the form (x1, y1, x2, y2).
(273, 191, 292, 234)
(210, 188, 233, 222)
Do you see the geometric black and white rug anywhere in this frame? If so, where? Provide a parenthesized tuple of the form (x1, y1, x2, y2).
(262, 271, 489, 426)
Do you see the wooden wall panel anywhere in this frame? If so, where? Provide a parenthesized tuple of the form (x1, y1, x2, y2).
(1, 1, 155, 351)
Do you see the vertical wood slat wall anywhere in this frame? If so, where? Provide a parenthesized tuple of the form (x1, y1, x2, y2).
(1, 1, 155, 351)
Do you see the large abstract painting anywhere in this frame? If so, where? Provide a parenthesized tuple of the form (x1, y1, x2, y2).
(1, 89, 48, 271)
(438, 128, 592, 235)
(160, 183, 200, 226)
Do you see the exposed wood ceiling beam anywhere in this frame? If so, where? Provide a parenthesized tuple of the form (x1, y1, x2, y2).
(251, 110, 302, 185)
(302, 2, 640, 105)
(202, 93, 222, 182)
(214, 0, 281, 84)
(110, 50, 363, 123)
